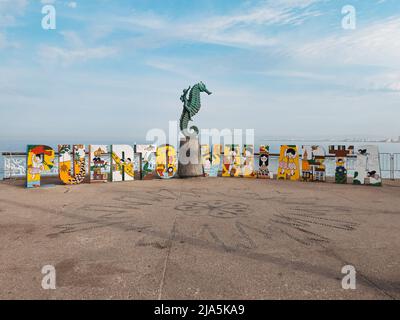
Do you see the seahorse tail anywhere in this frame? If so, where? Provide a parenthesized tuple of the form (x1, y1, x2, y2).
(180, 112, 190, 132)
(180, 111, 199, 137)
(189, 126, 199, 135)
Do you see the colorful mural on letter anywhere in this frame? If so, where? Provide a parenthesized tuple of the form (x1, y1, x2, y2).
(277, 145, 300, 181)
(133, 153, 141, 180)
(301, 145, 326, 182)
(111, 145, 134, 182)
(353, 146, 382, 186)
(136, 144, 157, 180)
(222, 145, 241, 177)
(329, 145, 354, 184)
(26, 145, 55, 188)
(89, 145, 110, 183)
(58, 145, 86, 185)
(257, 145, 270, 179)
(210, 144, 221, 177)
(201, 144, 212, 177)
(242, 144, 256, 178)
(156, 145, 177, 179)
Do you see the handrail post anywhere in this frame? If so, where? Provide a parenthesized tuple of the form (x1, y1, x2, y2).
(390, 154, 395, 181)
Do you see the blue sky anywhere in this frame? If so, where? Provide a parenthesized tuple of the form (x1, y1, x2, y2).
(0, 0, 399, 144)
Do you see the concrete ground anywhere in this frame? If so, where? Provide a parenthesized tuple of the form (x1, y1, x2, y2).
(0, 177, 399, 300)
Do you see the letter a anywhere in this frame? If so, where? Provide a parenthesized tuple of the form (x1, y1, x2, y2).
(341, 265, 356, 290)
(41, 265, 56, 290)
(341, 5, 356, 30)
(41, 5, 56, 30)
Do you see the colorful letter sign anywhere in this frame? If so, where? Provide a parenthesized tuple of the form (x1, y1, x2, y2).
(58, 145, 86, 185)
(156, 145, 177, 179)
(257, 145, 270, 179)
(26, 145, 55, 188)
(201, 144, 221, 177)
(242, 144, 256, 178)
(277, 145, 300, 181)
(353, 146, 382, 186)
(329, 145, 354, 184)
(89, 145, 110, 183)
(301, 145, 326, 182)
(201, 144, 212, 177)
(223, 145, 241, 177)
(136, 144, 157, 180)
(21, 142, 384, 188)
(111, 145, 135, 182)
(210, 144, 221, 177)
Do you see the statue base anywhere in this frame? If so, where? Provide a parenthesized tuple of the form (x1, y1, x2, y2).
(178, 136, 204, 178)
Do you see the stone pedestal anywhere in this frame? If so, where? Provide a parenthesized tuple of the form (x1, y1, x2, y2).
(178, 136, 204, 178)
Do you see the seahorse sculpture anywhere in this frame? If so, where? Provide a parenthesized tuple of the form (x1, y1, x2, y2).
(179, 82, 212, 137)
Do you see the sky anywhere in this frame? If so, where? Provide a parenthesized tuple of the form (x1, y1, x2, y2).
(0, 0, 399, 145)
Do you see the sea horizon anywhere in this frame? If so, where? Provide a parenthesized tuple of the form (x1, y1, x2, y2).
(1, 138, 400, 154)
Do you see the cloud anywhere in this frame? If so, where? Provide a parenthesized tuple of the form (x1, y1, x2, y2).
(385, 82, 400, 92)
(365, 73, 400, 93)
(210, 0, 321, 27)
(145, 59, 196, 79)
(59, 30, 84, 47)
(0, 32, 9, 49)
(0, 31, 19, 49)
(88, 0, 322, 49)
(38, 45, 118, 65)
(37, 30, 118, 65)
(67, 1, 77, 9)
(0, 0, 28, 28)
(2, 0, 399, 141)
(293, 17, 400, 68)
(0, 0, 28, 13)
(40, 1, 77, 8)
(257, 70, 333, 81)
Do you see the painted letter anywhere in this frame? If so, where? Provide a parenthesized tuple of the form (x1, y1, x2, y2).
(26, 145, 55, 188)
(58, 145, 86, 185)
(223, 145, 241, 177)
(277, 145, 300, 181)
(301, 145, 326, 182)
(353, 145, 382, 186)
(242, 144, 255, 178)
(156, 145, 177, 179)
(257, 145, 270, 179)
(136, 145, 157, 180)
(111, 145, 134, 182)
(201, 144, 211, 177)
(329, 145, 354, 184)
(210, 144, 221, 177)
(89, 145, 110, 183)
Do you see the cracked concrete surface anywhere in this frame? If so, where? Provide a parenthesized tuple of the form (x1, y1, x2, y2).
(0, 178, 399, 299)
